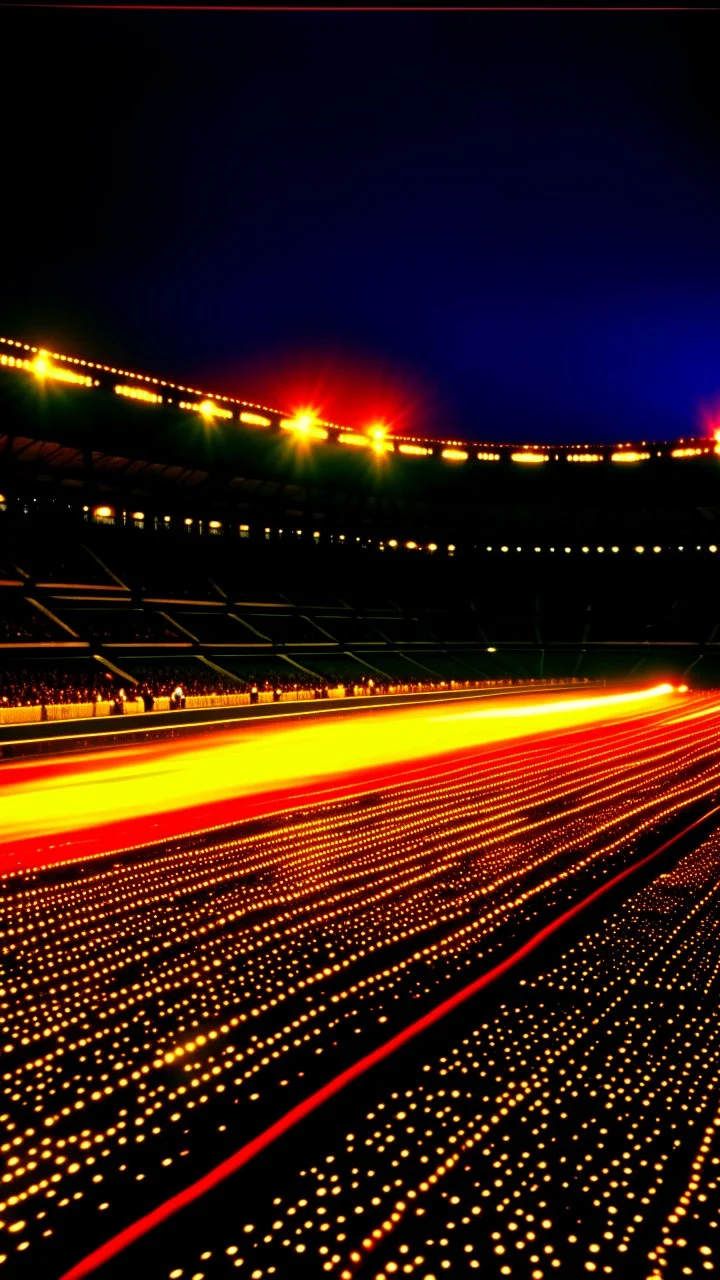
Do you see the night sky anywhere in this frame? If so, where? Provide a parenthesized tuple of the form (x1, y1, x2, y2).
(4, 6, 720, 443)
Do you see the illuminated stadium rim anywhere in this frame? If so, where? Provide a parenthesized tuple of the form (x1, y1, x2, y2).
(60, 794, 720, 1280)
(1, 336, 716, 464)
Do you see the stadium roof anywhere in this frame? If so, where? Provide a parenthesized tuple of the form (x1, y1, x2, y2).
(2, 335, 716, 467)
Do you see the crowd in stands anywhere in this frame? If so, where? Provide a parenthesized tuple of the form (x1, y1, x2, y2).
(0, 665, 120, 707)
(0, 660, 519, 711)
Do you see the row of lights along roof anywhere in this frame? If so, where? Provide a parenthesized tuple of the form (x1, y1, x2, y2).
(1, 336, 717, 462)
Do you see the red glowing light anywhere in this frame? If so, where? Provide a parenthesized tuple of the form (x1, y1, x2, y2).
(201, 343, 443, 437)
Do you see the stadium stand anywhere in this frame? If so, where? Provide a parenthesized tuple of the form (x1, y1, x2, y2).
(2, 335, 719, 724)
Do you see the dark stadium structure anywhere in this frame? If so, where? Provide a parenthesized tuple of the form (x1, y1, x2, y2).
(1, 334, 719, 705)
(7, 337, 720, 1280)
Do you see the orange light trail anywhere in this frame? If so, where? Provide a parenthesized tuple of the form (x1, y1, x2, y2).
(0, 685, 680, 873)
(3, 686, 719, 1280)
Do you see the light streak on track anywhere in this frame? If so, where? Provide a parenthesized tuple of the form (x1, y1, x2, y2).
(1, 686, 719, 1280)
(0, 684, 679, 872)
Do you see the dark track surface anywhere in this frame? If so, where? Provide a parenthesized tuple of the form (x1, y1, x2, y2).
(2, 693, 720, 1280)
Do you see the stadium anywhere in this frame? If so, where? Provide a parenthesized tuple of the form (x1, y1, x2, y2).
(3, 332, 720, 1280)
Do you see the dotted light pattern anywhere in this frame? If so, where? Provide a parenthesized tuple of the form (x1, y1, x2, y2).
(4, 695, 720, 1277)
(166, 824, 720, 1280)
(1, 335, 719, 463)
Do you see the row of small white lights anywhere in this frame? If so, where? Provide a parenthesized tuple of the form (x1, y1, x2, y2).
(1, 342, 715, 462)
(86, 511, 720, 556)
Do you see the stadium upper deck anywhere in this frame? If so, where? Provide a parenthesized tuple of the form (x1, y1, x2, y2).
(2, 335, 720, 549)
(3, 333, 720, 699)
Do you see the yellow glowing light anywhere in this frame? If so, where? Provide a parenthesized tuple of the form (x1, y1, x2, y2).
(130, 511, 145, 520)
(338, 432, 371, 448)
(671, 447, 702, 458)
(427, 543, 438, 551)
(432, 683, 675, 725)
(93, 506, 114, 519)
(368, 424, 387, 441)
(208, 520, 222, 529)
(239, 411, 272, 426)
(441, 448, 468, 461)
(388, 539, 398, 548)
(184, 518, 193, 526)
(567, 453, 602, 463)
(510, 452, 549, 464)
(406, 541, 418, 550)
(448, 543, 456, 552)
(31, 350, 94, 387)
(477, 451, 501, 462)
(280, 415, 329, 441)
(114, 384, 162, 404)
(200, 399, 232, 420)
(398, 444, 431, 457)
(611, 451, 650, 463)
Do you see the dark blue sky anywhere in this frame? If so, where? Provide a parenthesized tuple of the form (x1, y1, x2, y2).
(4, 7, 720, 442)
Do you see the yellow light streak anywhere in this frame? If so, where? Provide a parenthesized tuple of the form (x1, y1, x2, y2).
(338, 432, 371, 448)
(239, 411, 271, 426)
(510, 452, 549, 464)
(0, 686, 682, 852)
(441, 448, 468, 461)
(114, 385, 162, 404)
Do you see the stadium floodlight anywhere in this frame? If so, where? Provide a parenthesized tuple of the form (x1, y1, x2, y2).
(441, 448, 468, 461)
(670, 446, 702, 458)
(611, 451, 650, 463)
(398, 443, 431, 457)
(567, 453, 602, 463)
(338, 431, 372, 448)
(634, 545, 645, 553)
(388, 539, 398, 547)
(115, 384, 162, 404)
(239, 411, 271, 426)
(427, 543, 438, 552)
(200, 399, 232, 420)
(30, 349, 94, 387)
(280, 414, 329, 441)
(406, 540, 418, 550)
(487, 646, 497, 652)
(179, 398, 232, 420)
(93, 506, 114, 519)
(510, 451, 549, 464)
(447, 543, 456, 552)
(131, 511, 145, 521)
